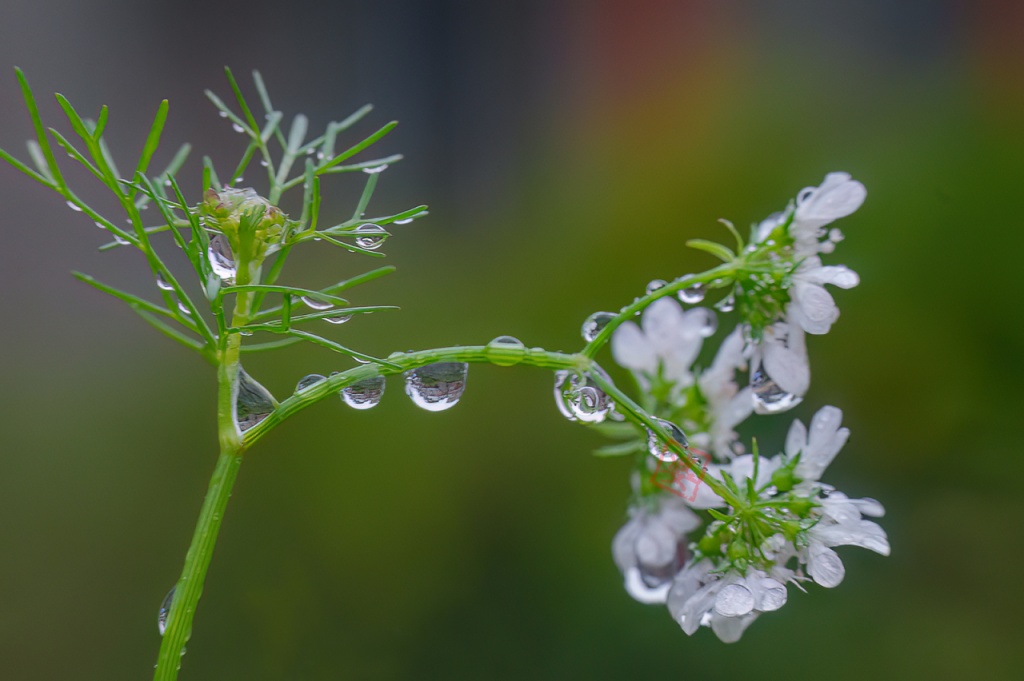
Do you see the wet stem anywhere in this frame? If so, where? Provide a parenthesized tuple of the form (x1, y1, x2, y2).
(151, 260, 744, 680)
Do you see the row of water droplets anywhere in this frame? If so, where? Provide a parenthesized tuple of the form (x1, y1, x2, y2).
(229, 335, 535, 435)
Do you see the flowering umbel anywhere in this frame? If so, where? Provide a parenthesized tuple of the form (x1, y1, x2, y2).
(599, 173, 885, 642)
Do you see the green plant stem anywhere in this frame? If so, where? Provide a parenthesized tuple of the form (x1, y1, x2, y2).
(581, 262, 736, 359)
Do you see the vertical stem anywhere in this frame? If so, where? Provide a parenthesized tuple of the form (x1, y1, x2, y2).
(154, 260, 255, 680)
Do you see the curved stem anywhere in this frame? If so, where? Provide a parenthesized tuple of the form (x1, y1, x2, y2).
(242, 346, 587, 447)
(581, 262, 735, 359)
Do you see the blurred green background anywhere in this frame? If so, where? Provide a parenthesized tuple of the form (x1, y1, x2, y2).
(1, 1, 1022, 679)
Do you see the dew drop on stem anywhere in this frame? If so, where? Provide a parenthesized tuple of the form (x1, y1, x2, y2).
(553, 369, 614, 423)
(362, 164, 389, 174)
(750, 361, 802, 414)
(404, 362, 468, 412)
(341, 376, 386, 409)
(353, 223, 386, 250)
(678, 283, 705, 304)
(581, 311, 616, 342)
(65, 200, 82, 212)
(485, 335, 526, 367)
(156, 272, 174, 291)
(157, 586, 175, 636)
(300, 295, 333, 311)
(295, 374, 325, 392)
(207, 235, 237, 285)
(323, 314, 353, 325)
(646, 279, 667, 295)
(646, 418, 688, 462)
(234, 367, 276, 432)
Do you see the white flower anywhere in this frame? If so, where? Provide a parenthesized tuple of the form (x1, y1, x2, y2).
(804, 491, 889, 588)
(787, 256, 860, 335)
(696, 326, 754, 460)
(685, 451, 783, 510)
(791, 172, 866, 256)
(750, 321, 809, 414)
(611, 297, 714, 387)
(785, 405, 850, 482)
(667, 561, 791, 642)
(612, 495, 701, 604)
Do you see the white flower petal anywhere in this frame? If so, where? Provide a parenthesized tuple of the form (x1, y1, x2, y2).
(785, 417, 808, 458)
(762, 323, 810, 396)
(710, 612, 758, 643)
(611, 322, 657, 374)
(807, 542, 846, 588)
(814, 519, 890, 556)
(754, 578, 788, 612)
(791, 281, 839, 335)
(794, 172, 866, 229)
(802, 264, 860, 289)
(714, 583, 755, 617)
(623, 567, 671, 604)
(851, 497, 886, 518)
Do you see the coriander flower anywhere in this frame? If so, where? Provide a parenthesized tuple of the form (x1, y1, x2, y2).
(790, 172, 866, 256)
(802, 491, 889, 587)
(666, 560, 791, 642)
(787, 256, 860, 335)
(611, 298, 715, 388)
(749, 320, 809, 414)
(695, 326, 754, 460)
(784, 405, 850, 482)
(612, 493, 701, 604)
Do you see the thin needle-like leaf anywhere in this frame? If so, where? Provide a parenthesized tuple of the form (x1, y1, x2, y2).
(132, 99, 169, 197)
(16, 68, 64, 189)
(0, 146, 51, 187)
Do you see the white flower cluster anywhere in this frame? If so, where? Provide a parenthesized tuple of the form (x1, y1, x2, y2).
(604, 173, 886, 642)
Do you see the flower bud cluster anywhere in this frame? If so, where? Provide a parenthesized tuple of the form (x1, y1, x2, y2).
(201, 187, 289, 268)
(603, 173, 887, 642)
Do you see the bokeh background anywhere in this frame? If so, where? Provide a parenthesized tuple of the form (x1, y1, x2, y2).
(1, 1, 1022, 679)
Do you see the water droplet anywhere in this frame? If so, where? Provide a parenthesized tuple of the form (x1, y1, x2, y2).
(692, 308, 718, 338)
(716, 295, 735, 313)
(323, 314, 353, 325)
(218, 111, 228, 118)
(646, 279, 667, 295)
(231, 123, 245, 134)
(362, 164, 389, 174)
(158, 586, 175, 636)
(156, 273, 174, 291)
(646, 418, 688, 462)
(301, 295, 334, 311)
(553, 369, 613, 423)
(750, 362, 802, 414)
(239, 329, 253, 336)
(306, 147, 316, 156)
(164, 179, 173, 187)
(353, 223, 386, 250)
(259, 160, 269, 167)
(207, 235, 237, 285)
(66, 200, 82, 212)
(114, 235, 130, 246)
(394, 218, 413, 225)
(316, 152, 326, 160)
(177, 301, 192, 316)
(581, 311, 616, 342)
(235, 367, 276, 432)
(485, 335, 526, 367)
(341, 376, 386, 409)
(94, 221, 106, 229)
(295, 373, 325, 392)
(678, 283, 705, 304)
(404, 362, 468, 412)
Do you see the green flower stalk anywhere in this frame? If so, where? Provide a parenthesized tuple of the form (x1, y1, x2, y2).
(1, 66, 886, 677)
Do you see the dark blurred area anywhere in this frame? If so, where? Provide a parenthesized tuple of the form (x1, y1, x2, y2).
(1, 1, 1022, 679)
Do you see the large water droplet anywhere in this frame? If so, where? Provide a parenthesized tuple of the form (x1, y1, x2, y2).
(553, 369, 613, 423)
(341, 376, 386, 409)
(581, 311, 616, 342)
(485, 335, 526, 367)
(235, 368, 276, 432)
(323, 314, 353, 325)
(353, 223, 386, 250)
(66, 200, 83, 212)
(404, 362, 468, 412)
(156, 273, 174, 291)
(300, 295, 333, 311)
(646, 418, 688, 462)
(207, 235, 237, 285)
(646, 279, 667, 295)
(750, 362, 802, 414)
(295, 373, 325, 392)
(678, 283, 705, 304)
(158, 586, 175, 636)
